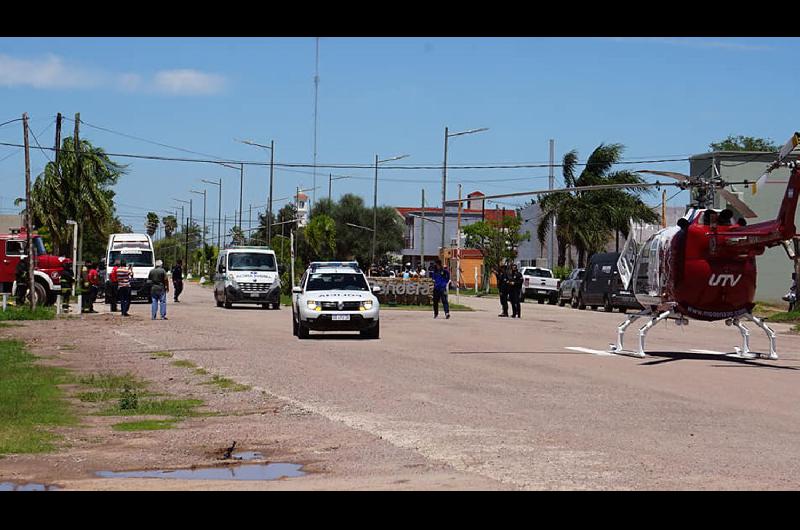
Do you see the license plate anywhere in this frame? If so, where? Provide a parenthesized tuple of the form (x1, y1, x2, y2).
(332, 314, 350, 321)
(131, 290, 137, 296)
(537, 290, 549, 295)
(246, 292, 257, 297)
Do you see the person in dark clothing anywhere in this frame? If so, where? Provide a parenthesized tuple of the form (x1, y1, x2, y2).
(497, 264, 510, 317)
(431, 259, 451, 319)
(116, 259, 132, 316)
(60, 261, 74, 312)
(15, 257, 29, 305)
(171, 260, 184, 302)
(508, 263, 523, 318)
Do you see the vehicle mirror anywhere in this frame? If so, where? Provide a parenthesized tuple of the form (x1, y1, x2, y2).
(372, 285, 382, 294)
(292, 286, 302, 294)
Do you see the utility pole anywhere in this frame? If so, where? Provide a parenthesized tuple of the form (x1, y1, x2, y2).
(328, 173, 332, 202)
(73, 113, 82, 268)
(372, 154, 378, 268)
(420, 189, 425, 268)
(249, 204, 252, 242)
(23, 114, 34, 309)
(662, 189, 667, 228)
(457, 184, 462, 301)
(54, 113, 62, 166)
(312, 37, 320, 208)
(549, 139, 555, 269)
(441, 126, 449, 254)
(268, 140, 274, 247)
(238, 163, 244, 230)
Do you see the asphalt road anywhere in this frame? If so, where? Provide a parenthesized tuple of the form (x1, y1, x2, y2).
(117, 282, 800, 489)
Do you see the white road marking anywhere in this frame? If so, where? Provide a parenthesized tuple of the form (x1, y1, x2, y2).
(566, 346, 616, 356)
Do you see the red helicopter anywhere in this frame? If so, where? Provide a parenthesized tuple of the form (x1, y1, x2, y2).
(445, 132, 800, 359)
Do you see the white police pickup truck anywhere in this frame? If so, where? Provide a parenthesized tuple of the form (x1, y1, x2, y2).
(521, 266, 560, 304)
(292, 261, 381, 339)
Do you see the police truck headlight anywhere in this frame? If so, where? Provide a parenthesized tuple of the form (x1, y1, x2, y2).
(306, 300, 321, 311)
(360, 300, 373, 310)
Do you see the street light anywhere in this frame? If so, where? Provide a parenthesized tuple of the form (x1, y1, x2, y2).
(373, 154, 409, 268)
(236, 138, 275, 246)
(215, 161, 242, 233)
(173, 198, 191, 270)
(345, 222, 374, 232)
(328, 174, 351, 202)
(441, 127, 489, 252)
(201, 178, 223, 250)
(190, 189, 207, 276)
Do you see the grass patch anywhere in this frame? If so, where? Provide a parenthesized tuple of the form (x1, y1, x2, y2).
(100, 398, 205, 418)
(193, 368, 209, 376)
(201, 375, 251, 392)
(77, 372, 147, 391)
(281, 293, 292, 306)
(763, 311, 800, 323)
(753, 301, 788, 319)
(383, 303, 474, 312)
(0, 322, 21, 328)
(112, 419, 177, 431)
(0, 339, 76, 454)
(152, 351, 173, 358)
(0, 305, 56, 321)
(171, 360, 197, 369)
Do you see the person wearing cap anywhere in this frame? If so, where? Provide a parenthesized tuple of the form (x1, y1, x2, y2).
(148, 259, 169, 320)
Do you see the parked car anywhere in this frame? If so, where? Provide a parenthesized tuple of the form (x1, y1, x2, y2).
(558, 268, 585, 307)
(520, 266, 560, 304)
(576, 253, 642, 312)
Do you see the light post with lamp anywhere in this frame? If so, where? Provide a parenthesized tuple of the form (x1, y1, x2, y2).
(373, 154, 409, 268)
(201, 178, 222, 251)
(236, 139, 275, 246)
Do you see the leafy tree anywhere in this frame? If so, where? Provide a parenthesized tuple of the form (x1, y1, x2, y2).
(710, 135, 777, 152)
(30, 136, 127, 258)
(537, 143, 658, 268)
(162, 215, 177, 238)
(229, 225, 245, 245)
(463, 214, 530, 275)
(145, 212, 159, 236)
(304, 213, 336, 260)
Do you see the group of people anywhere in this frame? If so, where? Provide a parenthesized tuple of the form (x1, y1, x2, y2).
(371, 264, 428, 278)
(104, 258, 183, 319)
(497, 263, 523, 318)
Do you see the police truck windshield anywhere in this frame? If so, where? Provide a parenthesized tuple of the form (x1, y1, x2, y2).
(108, 250, 154, 268)
(228, 252, 276, 271)
(306, 273, 369, 291)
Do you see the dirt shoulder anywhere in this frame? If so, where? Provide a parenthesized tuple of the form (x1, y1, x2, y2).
(0, 313, 502, 490)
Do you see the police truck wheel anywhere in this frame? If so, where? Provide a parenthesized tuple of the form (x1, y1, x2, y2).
(292, 314, 298, 336)
(297, 322, 310, 339)
(216, 300, 223, 308)
(224, 296, 232, 309)
(361, 321, 380, 339)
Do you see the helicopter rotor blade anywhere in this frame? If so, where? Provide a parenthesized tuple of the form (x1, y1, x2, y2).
(638, 170, 692, 182)
(753, 132, 800, 193)
(718, 188, 758, 219)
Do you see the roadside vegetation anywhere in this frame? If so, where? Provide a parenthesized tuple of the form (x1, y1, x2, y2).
(170, 357, 251, 392)
(0, 340, 76, 454)
(0, 305, 56, 321)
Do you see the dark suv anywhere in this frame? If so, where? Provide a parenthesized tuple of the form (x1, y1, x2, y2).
(577, 252, 642, 313)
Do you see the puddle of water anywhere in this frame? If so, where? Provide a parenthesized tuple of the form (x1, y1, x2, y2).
(96, 463, 305, 481)
(0, 482, 60, 491)
(231, 451, 263, 461)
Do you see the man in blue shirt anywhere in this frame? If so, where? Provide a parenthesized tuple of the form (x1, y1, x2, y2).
(431, 259, 450, 319)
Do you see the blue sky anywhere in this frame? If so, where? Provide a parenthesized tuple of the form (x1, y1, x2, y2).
(1, 37, 798, 233)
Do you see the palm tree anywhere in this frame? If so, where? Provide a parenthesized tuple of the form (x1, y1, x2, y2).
(162, 215, 177, 238)
(31, 136, 126, 257)
(145, 212, 159, 236)
(538, 144, 659, 267)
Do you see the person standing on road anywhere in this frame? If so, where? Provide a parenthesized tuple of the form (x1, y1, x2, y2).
(116, 259, 132, 316)
(108, 259, 120, 312)
(80, 263, 91, 313)
(14, 256, 29, 306)
(148, 259, 169, 320)
(508, 263, 523, 318)
(497, 264, 510, 317)
(171, 259, 184, 303)
(86, 261, 99, 313)
(59, 261, 74, 313)
(431, 259, 451, 320)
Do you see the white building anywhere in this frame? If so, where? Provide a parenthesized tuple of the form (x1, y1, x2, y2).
(295, 192, 309, 227)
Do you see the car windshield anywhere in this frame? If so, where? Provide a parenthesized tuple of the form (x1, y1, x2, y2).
(109, 250, 153, 268)
(306, 272, 369, 292)
(523, 268, 552, 278)
(228, 252, 276, 271)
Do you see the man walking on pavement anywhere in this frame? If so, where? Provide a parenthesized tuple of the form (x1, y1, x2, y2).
(431, 258, 451, 320)
(171, 259, 184, 303)
(508, 263, 523, 318)
(148, 259, 169, 320)
(116, 259, 132, 316)
(14, 256, 29, 306)
(497, 264, 510, 317)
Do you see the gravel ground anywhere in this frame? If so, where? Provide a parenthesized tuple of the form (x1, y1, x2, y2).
(3, 282, 800, 490)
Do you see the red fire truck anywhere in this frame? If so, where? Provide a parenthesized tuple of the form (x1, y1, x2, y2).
(0, 227, 71, 305)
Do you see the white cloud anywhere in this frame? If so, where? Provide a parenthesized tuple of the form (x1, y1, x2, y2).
(608, 37, 772, 52)
(0, 53, 228, 96)
(152, 69, 227, 95)
(0, 53, 101, 89)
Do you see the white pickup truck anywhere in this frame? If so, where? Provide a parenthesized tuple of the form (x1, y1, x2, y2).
(521, 267, 560, 304)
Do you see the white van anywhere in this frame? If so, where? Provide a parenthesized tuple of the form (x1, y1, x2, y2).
(214, 246, 282, 309)
(105, 233, 155, 301)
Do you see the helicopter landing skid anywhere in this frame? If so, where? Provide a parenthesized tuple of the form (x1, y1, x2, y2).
(727, 313, 778, 360)
(608, 309, 673, 358)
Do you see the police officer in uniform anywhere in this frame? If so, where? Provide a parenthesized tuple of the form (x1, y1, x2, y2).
(15, 256, 29, 305)
(508, 263, 523, 318)
(497, 264, 510, 317)
(60, 261, 74, 312)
